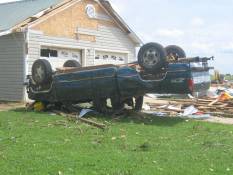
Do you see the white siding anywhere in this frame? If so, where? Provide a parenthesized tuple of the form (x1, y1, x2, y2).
(0, 32, 25, 101)
(27, 25, 136, 74)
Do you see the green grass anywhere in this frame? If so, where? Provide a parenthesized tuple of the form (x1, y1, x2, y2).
(0, 110, 233, 175)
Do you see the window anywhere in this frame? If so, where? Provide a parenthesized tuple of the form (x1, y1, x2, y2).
(95, 55, 100, 59)
(111, 56, 117, 60)
(50, 49, 58, 57)
(60, 51, 69, 57)
(72, 53, 79, 59)
(86, 4, 96, 18)
(40, 49, 58, 58)
(40, 49, 50, 57)
(119, 57, 124, 61)
(103, 55, 108, 60)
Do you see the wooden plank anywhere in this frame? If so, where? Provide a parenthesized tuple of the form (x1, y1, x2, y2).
(208, 99, 220, 106)
(53, 110, 106, 130)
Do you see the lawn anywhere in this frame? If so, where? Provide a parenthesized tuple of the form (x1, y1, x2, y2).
(0, 110, 233, 175)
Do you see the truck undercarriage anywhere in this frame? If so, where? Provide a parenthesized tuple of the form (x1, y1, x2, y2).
(27, 42, 213, 114)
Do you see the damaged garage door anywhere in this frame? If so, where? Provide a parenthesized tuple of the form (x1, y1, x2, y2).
(94, 51, 127, 65)
(40, 47, 82, 70)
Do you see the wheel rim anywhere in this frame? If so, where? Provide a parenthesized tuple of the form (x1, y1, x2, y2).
(33, 63, 45, 83)
(143, 47, 161, 68)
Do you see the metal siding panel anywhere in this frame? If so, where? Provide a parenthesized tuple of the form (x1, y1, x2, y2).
(28, 25, 136, 71)
(0, 32, 25, 101)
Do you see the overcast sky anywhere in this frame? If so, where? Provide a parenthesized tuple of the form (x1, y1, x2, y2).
(1, 0, 233, 73)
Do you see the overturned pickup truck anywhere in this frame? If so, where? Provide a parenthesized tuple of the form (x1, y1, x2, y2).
(27, 43, 213, 113)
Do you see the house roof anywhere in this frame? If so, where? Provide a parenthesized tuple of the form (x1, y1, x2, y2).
(0, 0, 143, 45)
(0, 0, 63, 31)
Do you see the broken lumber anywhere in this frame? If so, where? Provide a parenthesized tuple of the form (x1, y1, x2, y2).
(53, 110, 106, 130)
(208, 99, 220, 106)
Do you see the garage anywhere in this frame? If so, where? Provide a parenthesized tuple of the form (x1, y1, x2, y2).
(94, 51, 128, 65)
(0, 0, 142, 101)
(40, 46, 82, 70)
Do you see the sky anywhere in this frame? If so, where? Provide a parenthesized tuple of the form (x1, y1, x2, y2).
(1, 0, 233, 74)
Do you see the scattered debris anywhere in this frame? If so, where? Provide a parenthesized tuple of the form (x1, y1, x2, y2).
(53, 110, 106, 130)
(145, 87, 233, 119)
(33, 102, 46, 112)
(207, 89, 219, 99)
(183, 106, 198, 116)
(142, 104, 151, 111)
(144, 111, 167, 117)
(78, 109, 94, 118)
(182, 114, 211, 120)
(188, 94, 195, 99)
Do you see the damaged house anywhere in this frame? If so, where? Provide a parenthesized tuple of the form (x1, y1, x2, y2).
(0, 0, 142, 101)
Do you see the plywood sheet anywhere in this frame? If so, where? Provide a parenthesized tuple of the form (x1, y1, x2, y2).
(77, 33, 96, 42)
(31, 0, 119, 41)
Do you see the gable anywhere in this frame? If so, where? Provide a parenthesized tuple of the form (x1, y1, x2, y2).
(29, 0, 124, 42)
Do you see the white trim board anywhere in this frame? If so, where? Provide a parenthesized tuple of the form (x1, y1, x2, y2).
(39, 43, 87, 50)
(94, 48, 130, 54)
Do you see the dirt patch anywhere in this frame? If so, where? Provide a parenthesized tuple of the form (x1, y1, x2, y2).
(0, 102, 25, 111)
(204, 117, 233, 125)
(144, 110, 233, 125)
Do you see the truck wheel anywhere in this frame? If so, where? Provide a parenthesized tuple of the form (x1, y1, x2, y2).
(63, 60, 81, 68)
(32, 59, 52, 85)
(138, 42, 167, 73)
(165, 45, 186, 61)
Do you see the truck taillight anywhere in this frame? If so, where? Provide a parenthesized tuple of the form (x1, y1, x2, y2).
(188, 79, 194, 92)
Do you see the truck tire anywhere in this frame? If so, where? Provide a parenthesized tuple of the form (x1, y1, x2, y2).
(165, 45, 186, 61)
(32, 59, 52, 85)
(63, 60, 81, 68)
(138, 42, 167, 73)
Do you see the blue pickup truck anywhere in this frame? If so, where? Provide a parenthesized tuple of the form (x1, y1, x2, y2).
(27, 43, 212, 113)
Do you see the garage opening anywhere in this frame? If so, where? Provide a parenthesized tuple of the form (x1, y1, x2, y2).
(94, 51, 127, 65)
(40, 47, 82, 70)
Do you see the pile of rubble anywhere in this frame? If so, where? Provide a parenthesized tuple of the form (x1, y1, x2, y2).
(144, 88, 233, 118)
